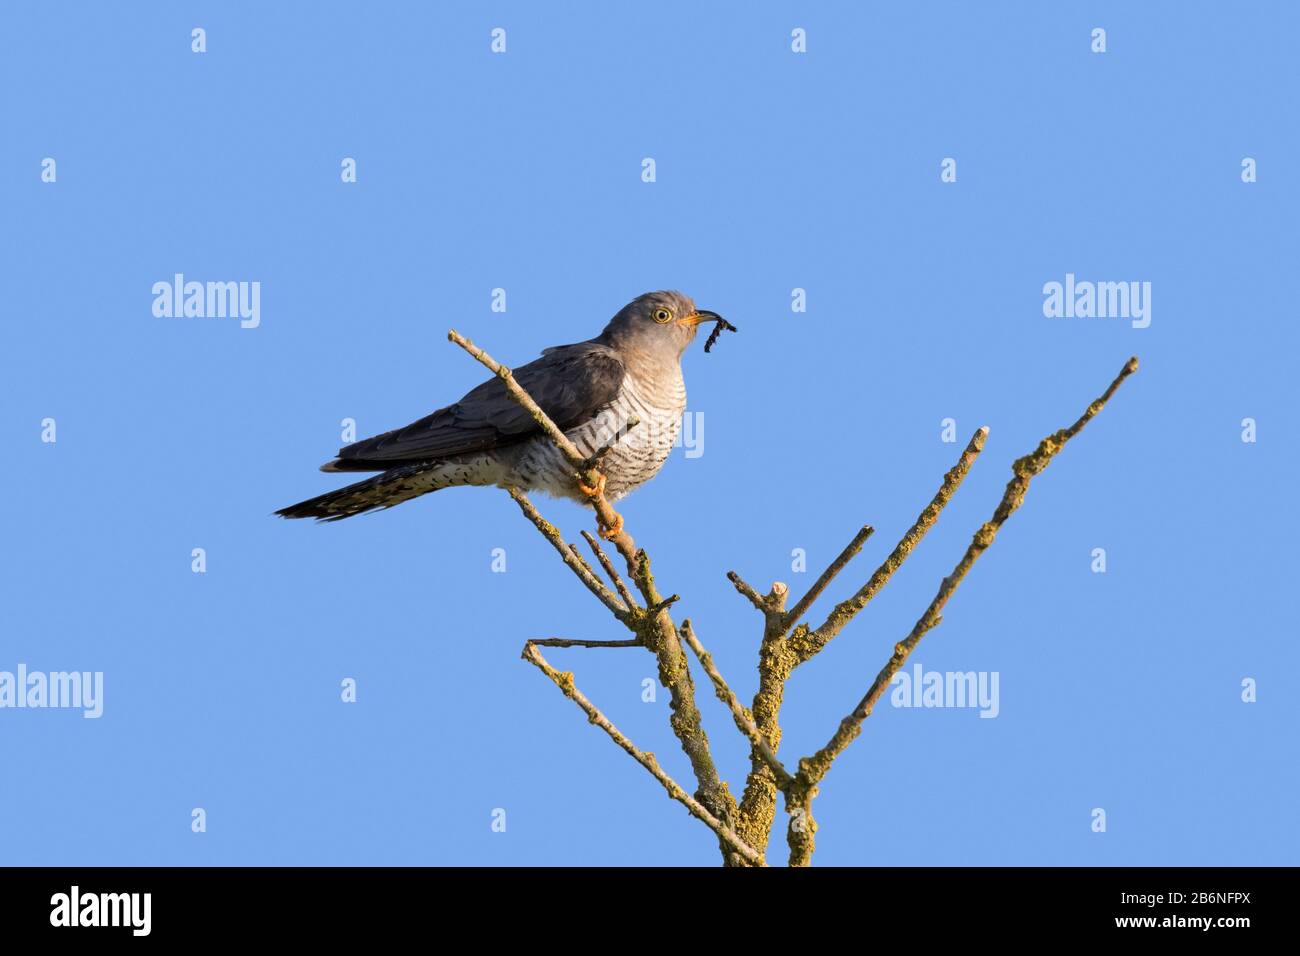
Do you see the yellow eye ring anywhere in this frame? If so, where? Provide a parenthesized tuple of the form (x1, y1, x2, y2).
(652, 307, 673, 324)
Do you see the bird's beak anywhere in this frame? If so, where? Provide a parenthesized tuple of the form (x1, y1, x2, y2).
(680, 309, 724, 327)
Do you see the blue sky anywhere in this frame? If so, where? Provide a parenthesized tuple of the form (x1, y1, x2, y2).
(2, 1, 1295, 865)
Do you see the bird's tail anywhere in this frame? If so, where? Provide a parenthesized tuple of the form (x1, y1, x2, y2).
(276, 463, 445, 522)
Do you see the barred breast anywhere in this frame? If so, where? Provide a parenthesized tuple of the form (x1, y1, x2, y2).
(506, 367, 687, 502)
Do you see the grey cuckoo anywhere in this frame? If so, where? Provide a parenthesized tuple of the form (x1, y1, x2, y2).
(276, 291, 733, 525)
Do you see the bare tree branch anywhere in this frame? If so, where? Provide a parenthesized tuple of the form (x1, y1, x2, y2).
(448, 329, 635, 555)
(522, 641, 764, 866)
(726, 570, 769, 612)
(619, 549, 738, 859)
(680, 620, 794, 791)
(732, 585, 792, 859)
(566, 542, 597, 579)
(581, 530, 639, 612)
(646, 594, 680, 618)
(784, 356, 1140, 866)
(506, 486, 630, 622)
(528, 637, 643, 649)
(788, 426, 989, 664)
(782, 525, 875, 630)
(730, 428, 988, 860)
(449, 330, 588, 468)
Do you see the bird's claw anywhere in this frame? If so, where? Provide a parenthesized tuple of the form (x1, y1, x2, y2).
(598, 511, 624, 540)
(577, 472, 607, 499)
(577, 471, 620, 538)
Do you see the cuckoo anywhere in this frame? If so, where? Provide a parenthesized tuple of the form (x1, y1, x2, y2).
(276, 291, 734, 530)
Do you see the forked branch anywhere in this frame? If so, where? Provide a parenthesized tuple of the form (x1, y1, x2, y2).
(788, 426, 989, 664)
(784, 356, 1140, 866)
(680, 619, 794, 789)
(731, 425, 989, 860)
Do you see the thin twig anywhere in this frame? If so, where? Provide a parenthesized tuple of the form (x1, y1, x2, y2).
(726, 571, 769, 613)
(800, 356, 1140, 789)
(449, 330, 586, 468)
(731, 428, 988, 862)
(506, 487, 628, 622)
(448, 329, 634, 553)
(581, 530, 638, 612)
(784, 358, 1138, 867)
(782, 525, 875, 631)
(527, 637, 643, 649)
(522, 641, 764, 866)
(680, 620, 794, 789)
(646, 594, 680, 618)
(788, 426, 989, 664)
(567, 541, 602, 586)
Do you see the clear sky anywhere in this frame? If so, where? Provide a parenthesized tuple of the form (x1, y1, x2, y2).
(2, 1, 1295, 866)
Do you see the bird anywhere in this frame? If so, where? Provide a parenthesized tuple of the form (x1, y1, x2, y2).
(276, 291, 732, 530)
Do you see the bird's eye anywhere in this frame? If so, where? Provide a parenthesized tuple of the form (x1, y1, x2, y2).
(652, 308, 673, 324)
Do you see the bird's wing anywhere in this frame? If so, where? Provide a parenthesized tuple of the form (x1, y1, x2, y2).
(326, 343, 625, 470)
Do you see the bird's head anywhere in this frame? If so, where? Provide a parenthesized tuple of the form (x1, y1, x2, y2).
(598, 291, 730, 361)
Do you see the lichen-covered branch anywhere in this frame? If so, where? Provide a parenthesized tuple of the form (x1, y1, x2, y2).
(522, 641, 763, 866)
(624, 549, 739, 860)
(680, 619, 794, 789)
(785, 356, 1140, 866)
(731, 581, 793, 860)
(731, 429, 988, 861)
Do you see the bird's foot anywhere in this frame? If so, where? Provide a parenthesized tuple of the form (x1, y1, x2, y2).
(598, 511, 624, 540)
(577, 471, 607, 499)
